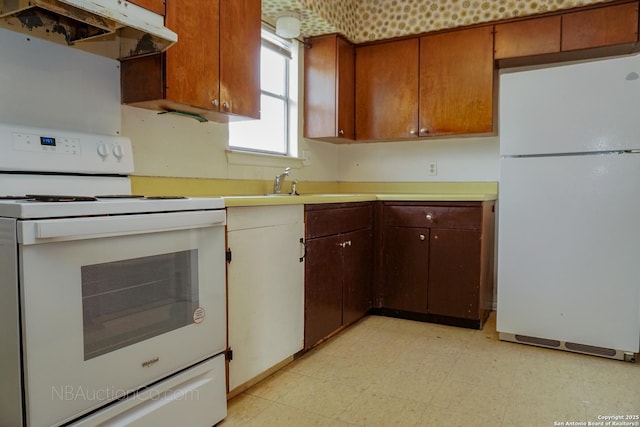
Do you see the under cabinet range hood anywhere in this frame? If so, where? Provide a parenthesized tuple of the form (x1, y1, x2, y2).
(0, 0, 177, 59)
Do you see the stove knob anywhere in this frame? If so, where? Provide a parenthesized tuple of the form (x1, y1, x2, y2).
(97, 143, 110, 159)
(112, 144, 124, 160)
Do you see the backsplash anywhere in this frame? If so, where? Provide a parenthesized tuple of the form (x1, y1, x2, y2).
(263, 0, 612, 43)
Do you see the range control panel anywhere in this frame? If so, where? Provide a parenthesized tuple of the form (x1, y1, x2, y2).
(0, 123, 134, 175)
(13, 132, 81, 155)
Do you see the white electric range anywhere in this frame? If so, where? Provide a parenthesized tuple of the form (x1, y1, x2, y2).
(0, 123, 228, 427)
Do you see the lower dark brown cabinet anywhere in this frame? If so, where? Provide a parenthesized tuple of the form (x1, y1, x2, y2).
(378, 201, 495, 329)
(304, 203, 373, 349)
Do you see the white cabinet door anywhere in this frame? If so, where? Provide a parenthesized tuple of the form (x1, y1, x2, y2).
(227, 206, 305, 392)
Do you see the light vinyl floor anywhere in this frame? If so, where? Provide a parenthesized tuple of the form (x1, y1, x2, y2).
(221, 313, 640, 426)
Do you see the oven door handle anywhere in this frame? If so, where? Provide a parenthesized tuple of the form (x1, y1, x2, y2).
(19, 210, 226, 244)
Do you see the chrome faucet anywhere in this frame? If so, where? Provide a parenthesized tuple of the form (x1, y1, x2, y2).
(273, 167, 291, 194)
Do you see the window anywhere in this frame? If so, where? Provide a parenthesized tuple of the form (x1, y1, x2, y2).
(229, 28, 298, 157)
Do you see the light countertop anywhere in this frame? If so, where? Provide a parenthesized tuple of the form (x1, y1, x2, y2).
(223, 193, 497, 207)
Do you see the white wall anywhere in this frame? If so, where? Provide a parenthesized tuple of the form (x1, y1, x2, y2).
(336, 136, 499, 182)
(123, 107, 340, 182)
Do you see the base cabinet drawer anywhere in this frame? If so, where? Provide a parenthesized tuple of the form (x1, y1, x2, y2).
(384, 204, 482, 229)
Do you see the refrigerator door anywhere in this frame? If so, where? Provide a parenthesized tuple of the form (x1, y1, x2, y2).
(497, 153, 640, 352)
(500, 54, 640, 156)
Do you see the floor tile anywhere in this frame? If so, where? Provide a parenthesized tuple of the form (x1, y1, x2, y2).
(220, 394, 271, 426)
(277, 375, 362, 418)
(337, 391, 428, 427)
(242, 402, 352, 427)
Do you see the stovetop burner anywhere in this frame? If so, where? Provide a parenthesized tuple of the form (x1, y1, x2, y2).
(96, 195, 146, 199)
(25, 194, 98, 202)
(0, 196, 30, 200)
(144, 196, 188, 200)
(0, 194, 191, 202)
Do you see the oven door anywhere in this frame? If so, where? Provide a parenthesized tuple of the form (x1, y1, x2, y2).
(17, 210, 226, 427)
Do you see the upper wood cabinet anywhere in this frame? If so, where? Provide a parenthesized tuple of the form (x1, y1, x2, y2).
(121, 0, 260, 121)
(494, 16, 561, 59)
(495, 2, 639, 66)
(355, 39, 419, 141)
(355, 27, 495, 141)
(562, 2, 639, 51)
(419, 26, 495, 137)
(304, 34, 355, 141)
(128, 0, 165, 15)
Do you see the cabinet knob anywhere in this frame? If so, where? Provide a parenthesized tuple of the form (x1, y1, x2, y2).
(420, 128, 428, 135)
(212, 99, 219, 107)
(222, 102, 230, 110)
(419, 234, 426, 241)
(426, 213, 433, 221)
(346, 240, 351, 247)
(409, 129, 417, 136)
(339, 129, 345, 136)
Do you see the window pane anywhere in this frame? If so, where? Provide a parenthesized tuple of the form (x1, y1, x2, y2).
(229, 94, 286, 154)
(261, 48, 287, 95)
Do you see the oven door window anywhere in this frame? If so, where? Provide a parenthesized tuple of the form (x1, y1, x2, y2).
(81, 250, 199, 360)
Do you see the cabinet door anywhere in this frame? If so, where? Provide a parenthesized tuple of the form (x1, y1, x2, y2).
(165, 0, 220, 110)
(419, 27, 495, 136)
(336, 36, 356, 140)
(129, 0, 165, 15)
(219, 0, 261, 118)
(382, 226, 429, 313)
(304, 35, 355, 140)
(428, 229, 481, 319)
(343, 228, 372, 325)
(304, 35, 338, 139)
(305, 235, 344, 349)
(562, 2, 639, 51)
(494, 16, 561, 59)
(355, 39, 419, 141)
(227, 221, 305, 392)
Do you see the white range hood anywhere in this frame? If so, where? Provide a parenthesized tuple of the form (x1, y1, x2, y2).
(0, 0, 177, 59)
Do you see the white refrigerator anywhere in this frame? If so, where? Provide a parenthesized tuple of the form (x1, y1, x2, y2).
(497, 54, 640, 361)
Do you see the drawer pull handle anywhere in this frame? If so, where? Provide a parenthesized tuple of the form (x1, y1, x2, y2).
(426, 213, 433, 221)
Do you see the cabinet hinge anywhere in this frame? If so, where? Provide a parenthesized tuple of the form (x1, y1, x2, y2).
(225, 347, 233, 361)
(226, 249, 232, 264)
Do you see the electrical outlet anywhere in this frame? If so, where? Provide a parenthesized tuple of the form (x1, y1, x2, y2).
(302, 150, 311, 166)
(427, 161, 438, 176)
